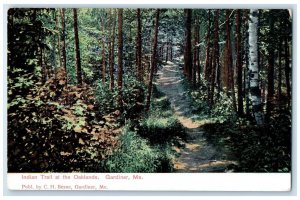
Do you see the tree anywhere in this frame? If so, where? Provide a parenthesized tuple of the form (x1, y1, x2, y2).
(236, 9, 243, 116)
(184, 9, 192, 81)
(146, 9, 160, 111)
(110, 9, 117, 91)
(248, 9, 264, 125)
(266, 10, 275, 121)
(73, 8, 82, 86)
(136, 8, 142, 81)
(284, 36, 291, 107)
(117, 8, 124, 110)
(101, 17, 106, 84)
(209, 10, 219, 105)
(192, 15, 198, 87)
(204, 10, 211, 82)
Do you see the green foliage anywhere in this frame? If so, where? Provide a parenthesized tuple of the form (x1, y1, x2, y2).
(8, 72, 121, 172)
(103, 124, 174, 172)
(95, 81, 118, 115)
(95, 74, 146, 121)
(122, 74, 146, 119)
(202, 110, 291, 172)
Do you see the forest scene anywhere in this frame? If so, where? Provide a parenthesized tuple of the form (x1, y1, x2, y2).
(7, 8, 292, 173)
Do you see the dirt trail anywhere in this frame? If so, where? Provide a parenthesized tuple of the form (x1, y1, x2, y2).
(155, 60, 237, 172)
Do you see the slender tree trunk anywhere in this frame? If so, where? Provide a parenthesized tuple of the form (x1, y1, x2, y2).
(192, 16, 198, 87)
(278, 38, 282, 100)
(184, 9, 193, 81)
(226, 10, 237, 113)
(136, 8, 142, 81)
(146, 9, 160, 111)
(60, 8, 67, 84)
(109, 9, 116, 91)
(244, 10, 250, 116)
(197, 17, 201, 84)
(284, 36, 291, 107)
(204, 10, 211, 81)
(73, 8, 82, 86)
(108, 9, 112, 87)
(225, 10, 231, 92)
(236, 10, 243, 116)
(209, 10, 219, 105)
(248, 9, 264, 125)
(55, 10, 62, 70)
(101, 18, 106, 84)
(117, 9, 124, 110)
(266, 10, 275, 121)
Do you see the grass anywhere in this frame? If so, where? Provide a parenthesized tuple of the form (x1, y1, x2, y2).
(102, 85, 184, 173)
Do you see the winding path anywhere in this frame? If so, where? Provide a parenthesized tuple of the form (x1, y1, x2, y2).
(155, 60, 237, 172)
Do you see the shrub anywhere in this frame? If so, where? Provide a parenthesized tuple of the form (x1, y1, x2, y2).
(104, 125, 174, 172)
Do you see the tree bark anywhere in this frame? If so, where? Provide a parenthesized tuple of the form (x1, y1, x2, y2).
(146, 9, 160, 111)
(284, 36, 291, 107)
(193, 16, 198, 87)
(55, 10, 62, 70)
(196, 17, 201, 84)
(226, 10, 237, 113)
(109, 9, 116, 91)
(184, 9, 193, 81)
(278, 38, 282, 100)
(204, 10, 211, 81)
(209, 10, 219, 105)
(236, 9, 243, 116)
(101, 18, 106, 84)
(248, 9, 264, 125)
(108, 9, 112, 86)
(60, 8, 67, 83)
(266, 10, 275, 121)
(117, 9, 124, 110)
(136, 8, 142, 81)
(73, 8, 82, 86)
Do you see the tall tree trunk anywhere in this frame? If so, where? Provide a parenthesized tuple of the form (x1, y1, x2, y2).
(108, 9, 112, 87)
(244, 10, 251, 116)
(109, 9, 116, 91)
(284, 36, 291, 107)
(73, 8, 82, 86)
(196, 17, 201, 84)
(101, 18, 106, 84)
(204, 10, 211, 81)
(184, 9, 192, 81)
(192, 16, 198, 87)
(60, 8, 67, 84)
(55, 10, 62, 70)
(225, 10, 231, 92)
(278, 38, 282, 100)
(248, 9, 264, 125)
(236, 9, 243, 116)
(117, 9, 124, 110)
(136, 8, 142, 81)
(226, 10, 237, 113)
(266, 10, 275, 121)
(146, 9, 160, 111)
(209, 10, 219, 105)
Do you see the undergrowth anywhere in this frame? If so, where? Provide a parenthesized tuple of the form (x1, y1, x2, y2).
(102, 85, 184, 172)
(181, 72, 291, 172)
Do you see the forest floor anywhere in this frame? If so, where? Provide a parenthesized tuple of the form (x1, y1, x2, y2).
(155, 60, 238, 172)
